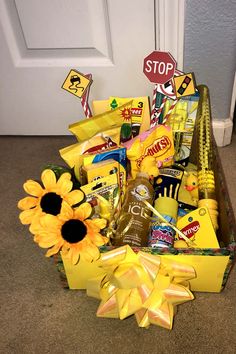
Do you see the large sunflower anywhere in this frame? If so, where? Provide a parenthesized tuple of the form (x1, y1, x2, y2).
(18, 169, 84, 227)
(30, 201, 108, 264)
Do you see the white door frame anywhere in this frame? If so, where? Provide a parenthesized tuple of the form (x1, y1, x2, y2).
(156, 0, 185, 71)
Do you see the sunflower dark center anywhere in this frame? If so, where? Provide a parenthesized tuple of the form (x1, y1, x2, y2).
(61, 219, 87, 243)
(40, 192, 62, 215)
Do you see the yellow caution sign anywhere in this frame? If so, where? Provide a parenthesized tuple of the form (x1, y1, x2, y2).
(62, 70, 92, 98)
(174, 73, 196, 98)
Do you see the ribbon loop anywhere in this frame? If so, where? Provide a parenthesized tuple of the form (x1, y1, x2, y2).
(87, 245, 195, 329)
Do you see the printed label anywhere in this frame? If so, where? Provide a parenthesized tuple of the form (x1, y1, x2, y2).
(149, 214, 175, 247)
(180, 220, 200, 239)
(136, 135, 172, 168)
(131, 184, 151, 201)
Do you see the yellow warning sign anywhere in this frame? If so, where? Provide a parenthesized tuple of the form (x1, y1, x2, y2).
(174, 73, 196, 98)
(62, 70, 91, 98)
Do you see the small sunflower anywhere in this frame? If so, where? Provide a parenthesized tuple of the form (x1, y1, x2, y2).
(30, 202, 108, 264)
(18, 169, 84, 227)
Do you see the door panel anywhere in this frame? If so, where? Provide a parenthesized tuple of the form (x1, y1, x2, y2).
(0, 0, 181, 135)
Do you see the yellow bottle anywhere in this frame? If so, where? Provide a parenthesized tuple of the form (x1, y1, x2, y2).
(113, 172, 154, 247)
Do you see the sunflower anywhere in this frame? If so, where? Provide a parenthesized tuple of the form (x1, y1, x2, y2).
(30, 201, 108, 264)
(18, 169, 84, 227)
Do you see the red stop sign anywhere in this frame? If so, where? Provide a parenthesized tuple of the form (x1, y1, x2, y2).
(143, 51, 176, 84)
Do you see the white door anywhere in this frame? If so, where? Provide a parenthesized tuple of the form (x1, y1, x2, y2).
(0, 0, 184, 135)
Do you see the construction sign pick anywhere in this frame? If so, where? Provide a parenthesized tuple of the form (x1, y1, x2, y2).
(143, 51, 176, 85)
(62, 69, 92, 98)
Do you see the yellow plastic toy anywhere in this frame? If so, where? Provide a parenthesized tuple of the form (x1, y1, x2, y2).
(184, 171, 199, 205)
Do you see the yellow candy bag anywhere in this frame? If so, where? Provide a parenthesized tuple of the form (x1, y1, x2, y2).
(124, 125, 175, 179)
(69, 101, 133, 142)
(59, 127, 121, 169)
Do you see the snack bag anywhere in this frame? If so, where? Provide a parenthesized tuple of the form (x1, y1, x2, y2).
(59, 127, 121, 169)
(93, 97, 150, 134)
(124, 125, 175, 179)
(69, 101, 133, 142)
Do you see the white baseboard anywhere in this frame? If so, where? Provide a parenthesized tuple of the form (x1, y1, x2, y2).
(212, 118, 233, 147)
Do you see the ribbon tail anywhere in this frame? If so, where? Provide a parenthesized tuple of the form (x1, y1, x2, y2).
(97, 294, 119, 318)
(148, 301, 174, 330)
(164, 284, 195, 305)
(135, 308, 150, 328)
(117, 288, 143, 320)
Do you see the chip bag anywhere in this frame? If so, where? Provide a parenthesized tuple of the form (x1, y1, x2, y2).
(69, 101, 133, 142)
(124, 125, 175, 179)
(59, 127, 121, 169)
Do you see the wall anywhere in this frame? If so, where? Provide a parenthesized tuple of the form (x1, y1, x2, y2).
(184, 0, 236, 119)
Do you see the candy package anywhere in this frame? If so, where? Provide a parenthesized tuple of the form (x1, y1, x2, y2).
(124, 125, 175, 179)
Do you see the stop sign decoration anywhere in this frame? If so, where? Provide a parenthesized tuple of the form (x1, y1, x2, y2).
(143, 51, 177, 85)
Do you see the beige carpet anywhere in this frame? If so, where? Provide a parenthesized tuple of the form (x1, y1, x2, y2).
(1, 134, 236, 354)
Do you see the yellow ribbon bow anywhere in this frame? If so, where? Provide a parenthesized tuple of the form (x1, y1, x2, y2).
(87, 245, 195, 329)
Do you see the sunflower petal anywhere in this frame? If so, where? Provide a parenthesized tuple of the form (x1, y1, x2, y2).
(62, 246, 72, 258)
(82, 242, 100, 262)
(37, 238, 59, 248)
(59, 172, 71, 181)
(59, 201, 74, 221)
(89, 232, 108, 246)
(23, 180, 43, 197)
(19, 209, 37, 225)
(56, 173, 73, 195)
(35, 232, 60, 243)
(41, 169, 57, 190)
(71, 248, 80, 265)
(86, 218, 107, 232)
(40, 214, 62, 231)
(18, 196, 38, 210)
(61, 246, 75, 263)
(45, 240, 64, 257)
(74, 202, 92, 221)
(29, 217, 44, 234)
(64, 189, 84, 206)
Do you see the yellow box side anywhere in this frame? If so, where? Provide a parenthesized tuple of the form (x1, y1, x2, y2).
(160, 254, 230, 293)
(61, 254, 106, 289)
(62, 252, 230, 293)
